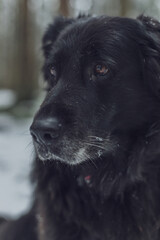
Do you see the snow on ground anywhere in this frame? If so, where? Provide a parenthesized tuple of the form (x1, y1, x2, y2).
(0, 114, 34, 219)
(0, 90, 17, 109)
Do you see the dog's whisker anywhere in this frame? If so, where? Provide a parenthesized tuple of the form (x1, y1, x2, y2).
(86, 140, 104, 144)
(84, 142, 106, 151)
(84, 152, 98, 169)
(25, 141, 33, 150)
(88, 136, 104, 142)
(89, 158, 98, 169)
(85, 140, 109, 147)
(21, 130, 30, 135)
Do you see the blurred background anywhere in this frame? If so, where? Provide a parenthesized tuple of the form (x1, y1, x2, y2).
(0, 0, 160, 219)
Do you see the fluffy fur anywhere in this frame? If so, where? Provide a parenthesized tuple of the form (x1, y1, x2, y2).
(1, 15, 160, 240)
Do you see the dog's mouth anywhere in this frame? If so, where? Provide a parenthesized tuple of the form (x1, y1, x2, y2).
(33, 135, 117, 165)
(34, 142, 65, 162)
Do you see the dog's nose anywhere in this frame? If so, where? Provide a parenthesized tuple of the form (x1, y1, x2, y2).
(30, 117, 62, 145)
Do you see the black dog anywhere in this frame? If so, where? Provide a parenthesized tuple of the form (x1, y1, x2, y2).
(1, 14, 160, 240)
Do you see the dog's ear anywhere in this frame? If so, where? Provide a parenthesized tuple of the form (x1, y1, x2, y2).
(42, 17, 74, 58)
(137, 15, 160, 99)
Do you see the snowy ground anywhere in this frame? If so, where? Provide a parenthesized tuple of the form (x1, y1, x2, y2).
(0, 113, 34, 219)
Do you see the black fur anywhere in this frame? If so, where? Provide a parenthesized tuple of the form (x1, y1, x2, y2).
(1, 15, 160, 240)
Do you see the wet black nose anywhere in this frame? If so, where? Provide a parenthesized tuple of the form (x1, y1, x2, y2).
(30, 117, 62, 145)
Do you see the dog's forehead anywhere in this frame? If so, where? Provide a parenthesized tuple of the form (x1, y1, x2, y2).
(52, 17, 140, 62)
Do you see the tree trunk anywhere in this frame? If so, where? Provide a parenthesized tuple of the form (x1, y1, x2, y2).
(120, 0, 129, 16)
(13, 0, 38, 101)
(59, 0, 69, 17)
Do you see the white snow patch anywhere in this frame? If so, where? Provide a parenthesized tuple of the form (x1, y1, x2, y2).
(0, 89, 17, 109)
(0, 114, 34, 218)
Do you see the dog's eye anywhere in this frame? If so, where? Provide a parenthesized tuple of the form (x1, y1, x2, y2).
(50, 66, 56, 78)
(94, 64, 108, 76)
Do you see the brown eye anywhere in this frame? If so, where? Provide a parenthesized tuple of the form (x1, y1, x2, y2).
(50, 66, 56, 77)
(94, 64, 108, 76)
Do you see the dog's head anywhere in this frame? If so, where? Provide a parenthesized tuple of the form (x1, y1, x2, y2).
(30, 15, 160, 165)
